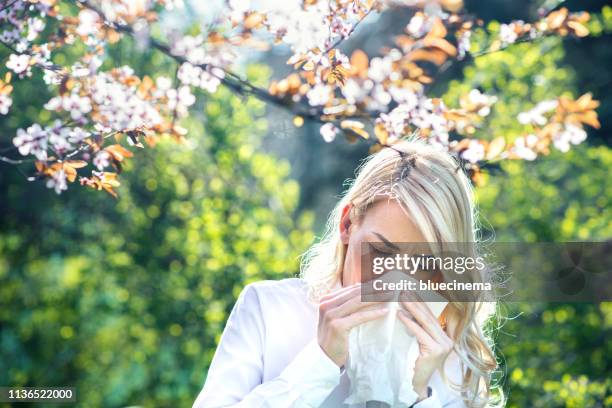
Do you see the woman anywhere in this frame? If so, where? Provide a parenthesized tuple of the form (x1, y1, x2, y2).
(193, 138, 500, 407)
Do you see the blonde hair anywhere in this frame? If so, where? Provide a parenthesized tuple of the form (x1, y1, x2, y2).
(299, 136, 502, 407)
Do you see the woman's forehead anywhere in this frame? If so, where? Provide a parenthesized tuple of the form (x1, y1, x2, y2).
(360, 199, 426, 243)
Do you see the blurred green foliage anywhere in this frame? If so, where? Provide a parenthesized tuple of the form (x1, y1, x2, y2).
(0, 63, 314, 406)
(441, 10, 612, 405)
(476, 148, 612, 408)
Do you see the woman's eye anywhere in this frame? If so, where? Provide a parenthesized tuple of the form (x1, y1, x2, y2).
(370, 245, 383, 255)
(369, 245, 389, 256)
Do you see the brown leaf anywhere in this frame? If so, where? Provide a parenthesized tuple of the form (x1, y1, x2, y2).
(422, 37, 457, 57)
(244, 12, 265, 30)
(80, 172, 121, 198)
(546, 8, 568, 30)
(287, 73, 301, 90)
(35, 161, 46, 173)
(440, 0, 463, 12)
(105, 144, 133, 161)
(327, 65, 348, 86)
(575, 93, 599, 111)
(63, 165, 78, 182)
(470, 166, 486, 186)
(569, 111, 600, 129)
(408, 49, 449, 65)
(208, 32, 225, 45)
(344, 128, 370, 139)
(350, 50, 369, 78)
(426, 18, 448, 39)
(340, 120, 369, 140)
(65, 160, 88, 169)
(395, 35, 416, 51)
(340, 120, 364, 130)
(374, 123, 388, 145)
(567, 21, 589, 37)
(369, 143, 384, 154)
(454, 138, 472, 151)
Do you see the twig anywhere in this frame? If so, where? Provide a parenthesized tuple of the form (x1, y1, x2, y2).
(0, 154, 28, 164)
(324, 1, 378, 54)
(0, 0, 19, 14)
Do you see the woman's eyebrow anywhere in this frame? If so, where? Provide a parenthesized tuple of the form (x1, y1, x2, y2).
(373, 232, 401, 251)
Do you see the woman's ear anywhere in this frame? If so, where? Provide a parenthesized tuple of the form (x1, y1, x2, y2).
(339, 203, 353, 244)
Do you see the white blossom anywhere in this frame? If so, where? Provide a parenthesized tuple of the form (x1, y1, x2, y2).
(458, 31, 471, 59)
(88, 70, 163, 131)
(6, 54, 31, 77)
(368, 57, 393, 83)
(177, 62, 222, 93)
(76, 9, 100, 37)
(94, 151, 112, 170)
(341, 78, 372, 105)
(461, 140, 486, 163)
(229, 0, 250, 13)
(553, 124, 587, 152)
(407, 13, 428, 38)
(43, 69, 62, 85)
(274, 4, 330, 54)
(513, 134, 538, 160)
(517, 100, 558, 126)
(468, 89, 497, 116)
(45, 93, 92, 120)
(306, 83, 331, 106)
(0, 94, 12, 115)
(371, 85, 392, 108)
(68, 127, 91, 144)
(166, 86, 196, 117)
(46, 122, 73, 154)
(26, 17, 45, 41)
(389, 86, 418, 108)
(500, 23, 519, 45)
(156, 76, 173, 92)
(13, 124, 48, 160)
(0, 28, 20, 43)
(320, 123, 339, 143)
(46, 169, 68, 194)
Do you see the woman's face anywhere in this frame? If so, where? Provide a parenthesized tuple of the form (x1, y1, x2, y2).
(340, 199, 427, 286)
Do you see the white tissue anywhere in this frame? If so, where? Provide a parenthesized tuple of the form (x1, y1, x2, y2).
(344, 273, 448, 407)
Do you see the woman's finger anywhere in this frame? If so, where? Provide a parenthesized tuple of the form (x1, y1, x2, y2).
(339, 306, 389, 331)
(320, 283, 362, 308)
(401, 298, 446, 340)
(329, 295, 383, 318)
(320, 282, 359, 302)
(397, 309, 436, 346)
(321, 283, 394, 311)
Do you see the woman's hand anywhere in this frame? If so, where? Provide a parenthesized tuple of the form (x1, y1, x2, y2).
(398, 296, 453, 401)
(317, 283, 389, 368)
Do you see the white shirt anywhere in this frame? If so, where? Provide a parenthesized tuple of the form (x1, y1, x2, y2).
(193, 278, 468, 407)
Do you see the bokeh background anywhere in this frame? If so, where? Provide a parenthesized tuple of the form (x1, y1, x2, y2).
(1, 0, 611, 407)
